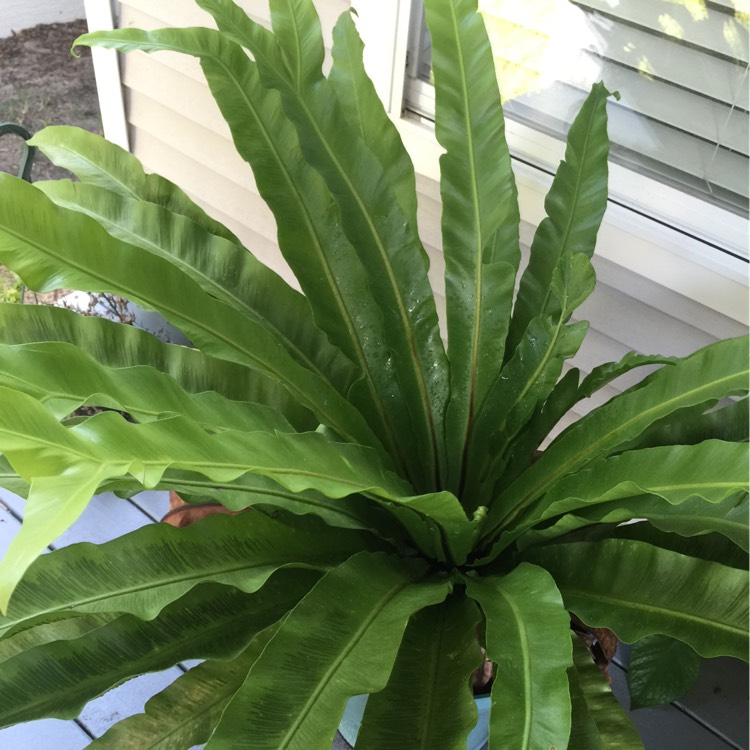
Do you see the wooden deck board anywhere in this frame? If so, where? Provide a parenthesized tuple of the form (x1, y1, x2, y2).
(609, 660, 741, 750)
(78, 669, 184, 739)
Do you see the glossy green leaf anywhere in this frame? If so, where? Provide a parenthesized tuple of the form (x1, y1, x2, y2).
(0, 341, 295, 432)
(0, 454, 29, 497)
(0, 303, 315, 429)
(0, 175, 379, 450)
(506, 82, 612, 356)
(112, 469, 470, 564)
(464, 563, 573, 750)
(199, 0, 283, 64)
(0, 612, 116, 664)
(36, 178, 355, 393)
(526, 520, 749, 571)
(0, 386, 410, 608)
(514, 440, 748, 538)
(490, 335, 750, 540)
(568, 636, 643, 749)
(644, 493, 750, 551)
(189, 9, 412, 476)
(88, 627, 277, 749)
(78, 22, 416, 480)
(329, 10, 419, 236)
(141, 10, 449, 490)
(5, 389, 400, 512)
(496, 368, 581, 494)
(161, 469, 404, 531)
(269, 0, 325, 89)
(1, 457, 404, 547)
(425, 0, 520, 490)
(0, 581, 303, 727)
(577, 352, 678, 400)
(568, 669, 604, 750)
(609, 525, 748, 570)
(627, 635, 702, 710)
(518, 491, 750, 553)
(115, 469, 416, 552)
(466, 253, 594, 503)
(466, 316, 589, 504)
(355, 594, 483, 750)
(623, 397, 749, 451)
(0, 512, 360, 634)
(524, 539, 749, 659)
(257, 4, 448, 477)
(204, 552, 452, 750)
(0, 464, 113, 614)
(29, 125, 239, 242)
(514, 353, 680, 495)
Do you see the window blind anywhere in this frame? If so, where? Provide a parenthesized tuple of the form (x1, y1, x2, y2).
(405, 0, 749, 219)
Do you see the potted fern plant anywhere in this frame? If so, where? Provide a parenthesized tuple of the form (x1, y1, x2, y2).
(0, 0, 746, 747)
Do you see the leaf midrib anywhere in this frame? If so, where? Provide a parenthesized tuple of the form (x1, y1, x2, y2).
(1, 220, 361, 445)
(478, 312, 568, 495)
(276, 575, 412, 750)
(564, 588, 747, 640)
(50, 192, 331, 385)
(489, 368, 749, 539)
(201, 37, 398, 459)
(536, 103, 597, 318)
(498, 585, 533, 750)
(0, 558, 324, 636)
(35, 143, 140, 201)
(419, 602, 448, 749)
(9, 606, 258, 722)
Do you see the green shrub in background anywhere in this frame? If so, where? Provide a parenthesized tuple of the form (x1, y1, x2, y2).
(0, 271, 21, 304)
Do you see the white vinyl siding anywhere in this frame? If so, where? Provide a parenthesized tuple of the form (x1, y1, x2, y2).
(115, 0, 347, 287)
(115, 1, 295, 285)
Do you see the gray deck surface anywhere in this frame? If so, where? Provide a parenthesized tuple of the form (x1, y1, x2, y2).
(0, 487, 747, 749)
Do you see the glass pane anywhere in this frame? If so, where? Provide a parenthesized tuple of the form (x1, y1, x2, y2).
(409, 0, 750, 217)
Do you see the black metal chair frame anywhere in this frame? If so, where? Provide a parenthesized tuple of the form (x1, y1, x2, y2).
(0, 122, 37, 181)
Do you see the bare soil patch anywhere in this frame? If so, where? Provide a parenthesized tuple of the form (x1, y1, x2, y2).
(0, 19, 100, 303)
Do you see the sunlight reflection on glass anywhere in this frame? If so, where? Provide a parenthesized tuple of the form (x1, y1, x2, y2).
(478, 0, 598, 102)
(412, 0, 749, 215)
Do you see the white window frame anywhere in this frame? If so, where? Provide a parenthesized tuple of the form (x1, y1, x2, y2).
(352, 0, 748, 326)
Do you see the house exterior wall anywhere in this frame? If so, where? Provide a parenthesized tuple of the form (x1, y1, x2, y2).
(111, 0, 746, 426)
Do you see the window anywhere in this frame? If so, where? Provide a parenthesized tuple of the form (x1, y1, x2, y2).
(353, 0, 748, 324)
(405, 1, 749, 226)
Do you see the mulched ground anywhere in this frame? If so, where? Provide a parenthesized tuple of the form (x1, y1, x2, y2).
(0, 19, 100, 302)
(0, 19, 100, 179)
